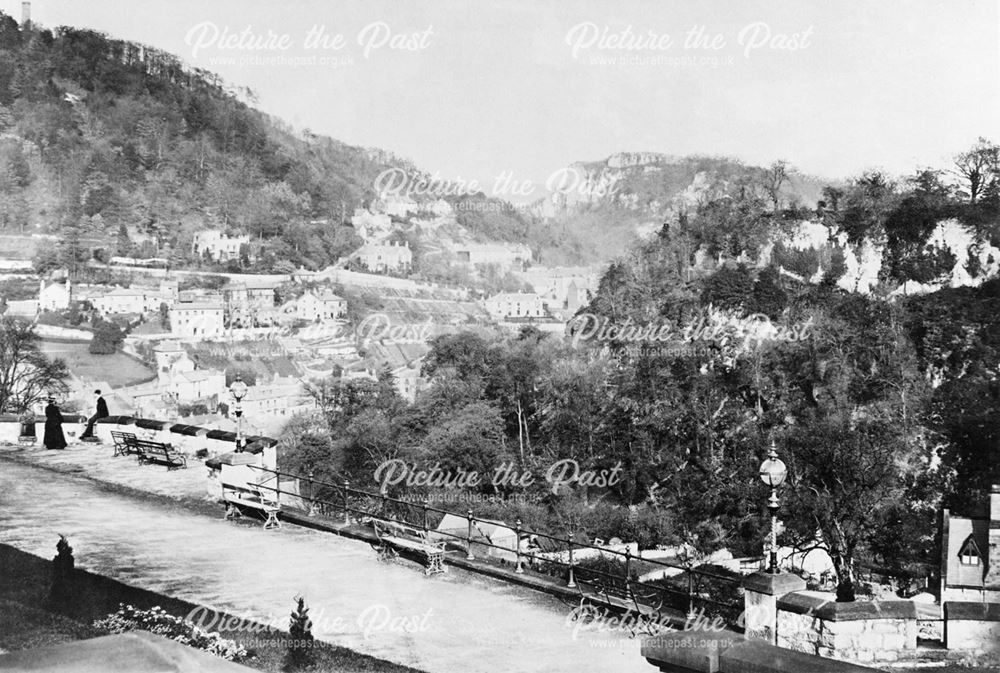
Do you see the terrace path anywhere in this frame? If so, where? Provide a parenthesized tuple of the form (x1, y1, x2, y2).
(0, 457, 649, 673)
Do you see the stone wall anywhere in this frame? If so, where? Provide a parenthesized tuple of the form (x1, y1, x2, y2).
(776, 592, 917, 664)
(0, 417, 275, 458)
(642, 631, 880, 673)
(945, 602, 1000, 659)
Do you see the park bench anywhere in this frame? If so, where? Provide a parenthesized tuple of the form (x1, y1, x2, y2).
(570, 574, 667, 636)
(373, 520, 447, 575)
(111, 431, 139, 457)
(222, 480, 281, 530)
(135, 439, 187, 469)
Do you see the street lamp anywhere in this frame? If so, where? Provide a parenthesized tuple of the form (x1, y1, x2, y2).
(229, 375, 248, 452)
(759, 440, 787, 574)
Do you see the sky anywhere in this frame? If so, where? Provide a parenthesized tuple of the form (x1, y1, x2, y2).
(7, 0, 1000, 192)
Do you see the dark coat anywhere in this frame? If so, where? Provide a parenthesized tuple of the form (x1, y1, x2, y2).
(44, 403, 67, 450)
(96, 396, 109, 419)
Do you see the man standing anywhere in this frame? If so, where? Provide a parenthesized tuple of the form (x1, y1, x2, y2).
(80, 389, 109, 440)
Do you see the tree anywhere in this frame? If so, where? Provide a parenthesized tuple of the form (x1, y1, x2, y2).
(782, 418, 905, 602)
(761, 160, 789, 211)
(954, 137, 999, 204)
(0, 317, 69, 412)
(285, 596, 314, 670)
(88, 319, 124, 355)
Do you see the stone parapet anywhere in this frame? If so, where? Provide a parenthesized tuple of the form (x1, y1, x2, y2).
(775, 592, 917, 664)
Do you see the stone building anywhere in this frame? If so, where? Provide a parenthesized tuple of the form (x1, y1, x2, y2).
(484, 292, 545, 320)
(169, 299, 225, 338)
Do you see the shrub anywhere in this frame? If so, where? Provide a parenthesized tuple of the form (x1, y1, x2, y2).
(93, 604, 247, 661)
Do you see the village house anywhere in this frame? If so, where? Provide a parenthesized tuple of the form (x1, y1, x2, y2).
(92, 287, 151, 315)
(154, 340, 225, 401)
(941, 484, 1000, 603)
(38, 279, 71, 312)
(455, 242, 533, 271)
(341, 341, 428, 403)
(519, 265, 597, 313)
(192, 229, 250, 262)
(236, 377, 315, 418)
(484, 292, 546, 320)
(169, 298, 225, 338)
(354, 241, 413, 274)
(296, 290, 347, 323)
(351, 208, 393, 240)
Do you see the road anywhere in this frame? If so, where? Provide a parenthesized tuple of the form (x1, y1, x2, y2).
(0, 460, 649, 673)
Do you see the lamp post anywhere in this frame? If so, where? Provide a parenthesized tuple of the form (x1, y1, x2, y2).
(758, 440, 787, 574)
(229, 375, 248, 452)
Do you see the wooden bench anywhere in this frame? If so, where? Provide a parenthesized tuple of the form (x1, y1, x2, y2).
(111, 431, 139, 457)
(135, 439, 187, 469)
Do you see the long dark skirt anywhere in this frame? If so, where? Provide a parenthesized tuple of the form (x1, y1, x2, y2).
(43, 419, 67, 450)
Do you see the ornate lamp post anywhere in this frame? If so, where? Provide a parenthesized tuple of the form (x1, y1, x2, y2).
(759, 440, 787, 574)
(229, 375, 248, 452)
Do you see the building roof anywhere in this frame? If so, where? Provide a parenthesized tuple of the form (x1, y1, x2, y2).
(153, 340, 185, 353)
(172, 301, 223, 311)
(317, 290, 345, 303)
(362, 341, 429, 370)
(103, 287, 147, 297)
(179, 371, 223, 384)
(945, 515, 989, 588)
(487, 292, 540, 303)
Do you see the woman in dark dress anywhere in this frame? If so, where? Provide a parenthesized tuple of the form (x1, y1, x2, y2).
(44, 398, 67, 450)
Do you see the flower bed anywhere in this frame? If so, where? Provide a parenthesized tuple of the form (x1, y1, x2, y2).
(93, 604, 247, 661)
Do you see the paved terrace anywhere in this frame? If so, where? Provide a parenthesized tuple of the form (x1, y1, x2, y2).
(0, 448, 651, 673)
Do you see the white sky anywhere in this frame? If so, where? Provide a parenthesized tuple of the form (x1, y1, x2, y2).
(8, 0, 1000, 190)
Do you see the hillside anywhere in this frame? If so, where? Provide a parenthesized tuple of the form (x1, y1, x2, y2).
(525, 152, 831, 264)
(0, 12, 539, 275)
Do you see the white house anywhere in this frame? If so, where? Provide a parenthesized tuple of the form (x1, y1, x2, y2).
(455, 243, 533, 271)
(39, 279, 71, 312)
(236, 377, 315, 418)
(93, 288, 149, 315)
(170, 300, 225, 338)
(192, 230, 250, 262)
(171, 370, 227, 402)
(484, 292, 545, 320)
(295, 290, 347, 323)
(354, 241, 412, 274)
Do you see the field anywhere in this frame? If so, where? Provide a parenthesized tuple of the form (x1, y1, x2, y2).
(39, 340, 155, 388)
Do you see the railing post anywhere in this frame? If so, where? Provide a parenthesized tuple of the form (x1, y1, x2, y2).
(466, 508, 476, 560)
(343, 479, 350, 526)
(515, 519, 524, 574)
(422, 497, 429, 534)
(687, 567, 694, 617)
(625, 547, 632, 598)
(307, 470, 317, 517)
(567, 531, 576, 588)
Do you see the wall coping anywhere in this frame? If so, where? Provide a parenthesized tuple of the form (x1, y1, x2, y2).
(642, 632, 880, 673)
(944, 601, 1000, 622)
(777, 592, 918, 621)
(743, 571, 806, 596)
(91, 416, 276, 445)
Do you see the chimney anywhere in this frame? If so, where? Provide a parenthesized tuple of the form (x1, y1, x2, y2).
(986, 485, 1000, 589)
(21, 1, 30, 27)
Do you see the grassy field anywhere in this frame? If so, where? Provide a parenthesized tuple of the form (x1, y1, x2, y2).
(39, 340, 155, 388)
